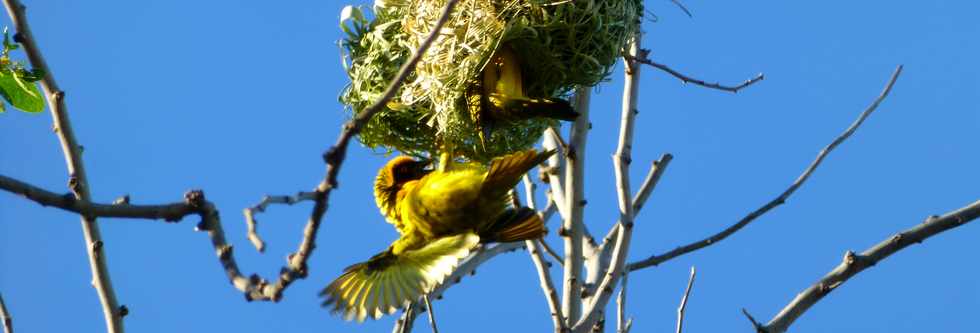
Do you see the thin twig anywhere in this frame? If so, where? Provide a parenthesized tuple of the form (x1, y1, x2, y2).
(539, 238, 564, 265)
(0, 293, 11, 333)
(528, 239, 569, 333)
(242, 192, 317, 252)
(523, 175, 564, 266)
(669, 0, 693, 18)
(422, 295, 439, 333)
(676, 267, 696, 333)
(541, 129, 569, 221)
(395, 303, 416, 333)
(742, 308, 763, 332)
(522, 174, 568, 333)
(616, 272, 629, 333)
(753, 199, 980, 333)
(2, 2, 124, 331)
(628, 65, 904, 272)
(627, 54, 764, 93)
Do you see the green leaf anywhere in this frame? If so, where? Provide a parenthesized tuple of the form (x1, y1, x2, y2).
(19, 68, 45, 82)
(0, 69, 45, 113)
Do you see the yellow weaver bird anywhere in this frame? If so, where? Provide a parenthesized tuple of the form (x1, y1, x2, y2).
(320, 149, 554, 321)
(470, 44, 578, 145)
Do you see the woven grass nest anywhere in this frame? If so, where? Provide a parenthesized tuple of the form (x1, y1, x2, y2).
(340, 0, 642, 162)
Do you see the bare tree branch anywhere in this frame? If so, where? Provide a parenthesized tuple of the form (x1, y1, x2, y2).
(586, 154, 673, 302)
(746, 199, 980, 333)
(422, 295, 439, 333)
(562, 86, 592, 326)
(594, 154, 675, 262)
(626, 54, 764, 93)
(0, 175, 197, 221)
(676, 267, 696, 333)
(0, 293, 11, 333)
(242, 192, 317, 252)
(2, 2, 124, 331)
(539, 237, 564, 265)
(628, 65, 904, 272)
(574, 34, 644, 332)
(1, 0, 460, 317)
(522, 175, 569, 332)
(528, 239, 568, 333)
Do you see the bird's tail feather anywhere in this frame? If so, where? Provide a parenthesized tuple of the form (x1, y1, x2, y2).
(491, 93, 579, 122)
(479, 207, 546, 243)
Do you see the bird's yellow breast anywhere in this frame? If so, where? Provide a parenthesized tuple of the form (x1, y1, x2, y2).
(399, 169, 486, 237)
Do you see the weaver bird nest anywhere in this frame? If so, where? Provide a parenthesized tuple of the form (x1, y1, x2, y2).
(340, 0, 642, 162)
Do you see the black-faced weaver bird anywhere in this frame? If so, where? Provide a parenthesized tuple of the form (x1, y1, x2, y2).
(320, 149, 554, 321)
(468, 43, 579, 146)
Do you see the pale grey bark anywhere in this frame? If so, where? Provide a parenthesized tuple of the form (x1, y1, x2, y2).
(2, 1, 123, 331)
(747, 199, 980, 333)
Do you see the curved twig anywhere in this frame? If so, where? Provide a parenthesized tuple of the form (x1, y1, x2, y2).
(242, 192, 317, 252)
(628, 65, 904, 272)
(627, 54, 764, 93)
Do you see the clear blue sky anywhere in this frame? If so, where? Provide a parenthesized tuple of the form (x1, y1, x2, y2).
(2, 1, 978, 332)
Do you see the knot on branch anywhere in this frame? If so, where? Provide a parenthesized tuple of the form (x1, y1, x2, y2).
(565, 146, 577, 160)
(112, 195, 130, 205)
(67, 175, 82, 195)
(843, 250, 858, 265)
(183, 190, 206, 209)
(217, 244, 233, 260)
(13, 32, 26, 44)
(117, 305, 129, 318)
(322, 146, 344, 165)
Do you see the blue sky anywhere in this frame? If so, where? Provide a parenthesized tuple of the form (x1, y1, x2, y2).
(1, 1, 978, 332)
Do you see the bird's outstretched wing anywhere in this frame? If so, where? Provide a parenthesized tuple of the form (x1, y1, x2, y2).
(481, 149, 556, 200)
(320, 233, 480, 322)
